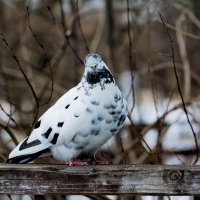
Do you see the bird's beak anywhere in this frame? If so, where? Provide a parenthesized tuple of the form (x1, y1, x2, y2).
(91, 66, 97, 75)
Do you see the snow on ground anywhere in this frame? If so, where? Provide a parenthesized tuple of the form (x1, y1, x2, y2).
(119, 70, 200, 157)
(66, 195, 116, 200)
(0, 100, 19, 126)
(0, 100, 22, 150)
(141, 196, 194, 200)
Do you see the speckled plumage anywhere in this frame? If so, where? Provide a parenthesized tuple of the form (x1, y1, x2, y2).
(7, 53, 127, 164)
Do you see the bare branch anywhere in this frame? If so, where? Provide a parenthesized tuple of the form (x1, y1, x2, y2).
(176, 13, 191, 98)
(0, 122, 19, 145)
(58, 0, 67, 33)
(105, 0, 116, 69)
(158, 11, 199, 164)
(26, 6, 54, 108)
(46, 5, 84, 65)
(170, 2, 200, 29)
(126, 0, 135, 114)
(90, 15, 104, 52)
(0, 104, 24, 133)
(147, 11, 159, 118)
(0, 32, 39, 130)
(127, 115, 155, 158)
(76, 0, 90, 53)
(165, 21, 200, 40)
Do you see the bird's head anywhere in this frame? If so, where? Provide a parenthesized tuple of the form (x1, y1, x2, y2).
(83, 53, 114, 85)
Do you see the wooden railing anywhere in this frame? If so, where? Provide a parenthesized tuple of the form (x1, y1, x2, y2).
(0, 164, 199, 195)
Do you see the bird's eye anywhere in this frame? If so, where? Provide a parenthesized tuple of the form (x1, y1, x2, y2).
(91, 65, 97, 69)
(93, 54, 98, 59)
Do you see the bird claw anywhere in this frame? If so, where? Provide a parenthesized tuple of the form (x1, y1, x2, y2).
(65, 160, 88, 166)
(65, 158, 110, 166)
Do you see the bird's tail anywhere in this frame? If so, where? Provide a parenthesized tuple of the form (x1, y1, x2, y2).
(6, 149, 49, 164)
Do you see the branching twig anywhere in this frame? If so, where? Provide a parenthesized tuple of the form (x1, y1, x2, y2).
(106, 0, 116, 70)
(176, 13, 191, 98)
(137, 61, 200, 86)
(0, 32, 39, 131)
(169, 2, 200, 29)
(59, 0, 67, 33)
(165, 21, 200, 40)
(126, 0, 135, 114)
(147, 11, 159, 118)
(26, 6, 54, 107)
(126, 101, 191, 164)
(128, 115, 153, 154)
(76, 0, 90, 53)
(140, 100, 191, 137)
(26, 6, 54, 133)
(147, 12, 162, 162)
(0, 104, 24, 133)
(159, 12, 199, 164)
(0, 122, 19, 145)
(46, 5, 83, 65)
(90, 14, 104, 52)
(0, 153, 6, 161)
(127, 115, 161, 164)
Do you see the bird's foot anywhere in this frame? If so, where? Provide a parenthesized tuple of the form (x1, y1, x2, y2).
(65, 160, 88, 166)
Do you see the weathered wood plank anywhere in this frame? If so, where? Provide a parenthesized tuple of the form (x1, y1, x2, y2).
(0, 164, 200, 195)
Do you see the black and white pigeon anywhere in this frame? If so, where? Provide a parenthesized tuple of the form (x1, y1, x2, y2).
(7, 53, 127, 164)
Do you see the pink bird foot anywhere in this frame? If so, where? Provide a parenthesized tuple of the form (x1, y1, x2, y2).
(65, 160, 88, 166)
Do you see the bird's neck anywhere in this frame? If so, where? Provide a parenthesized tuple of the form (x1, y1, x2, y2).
(78, 70, 115, 95)
(84, 68, 114, 85)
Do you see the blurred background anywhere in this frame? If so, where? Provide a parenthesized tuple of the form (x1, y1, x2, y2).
(0, 0, 200, 199)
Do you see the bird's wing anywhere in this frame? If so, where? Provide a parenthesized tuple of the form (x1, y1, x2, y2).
(8, 86, 82, 162)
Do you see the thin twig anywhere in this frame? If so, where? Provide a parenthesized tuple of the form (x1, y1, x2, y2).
(176, 13, 191, 98)
(0, 32, 39, 129)
(26, 6, 54, 133)
(169, 2, 200, 29)
(165, 21, 200, 40)
(159, 11, 199, 164)
(147, 11, 161, 162)
(106, 0, 116, 70)
(127, 115, 161, 164)
(46, 5, 83, 65)
(59, 0, 67, 33)
(0, 104, 24, 133)
(76, 0, 90, 52)
(156, 86, 176, 163)
(126, 0, 135, 114)
(26, 6, 54, 107)
(147, 10, 159, 118)
(0, 122, 19, 145)
(90, 14, 104, 52)
(137, 61, 200, 86)
(85, 195, 111, 200)
(0, 153, 6, 161)
(128, 115, 153, 154)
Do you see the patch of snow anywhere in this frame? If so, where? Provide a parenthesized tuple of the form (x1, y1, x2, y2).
(141, 196, 193, 200)
(162, 122, 200, 151)
(0, 100, 19, 126)
(163, 155, 188, 165)
(67, 195, 91, 200)
(142, 129, 158, 151)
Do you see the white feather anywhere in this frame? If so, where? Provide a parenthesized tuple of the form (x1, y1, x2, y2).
(8, 53, 127, 163)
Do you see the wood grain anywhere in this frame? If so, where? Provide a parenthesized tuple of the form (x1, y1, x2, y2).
(0, 164, 200, 195)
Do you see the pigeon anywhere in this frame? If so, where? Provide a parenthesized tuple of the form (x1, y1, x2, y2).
(7, 53, 127, 164)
